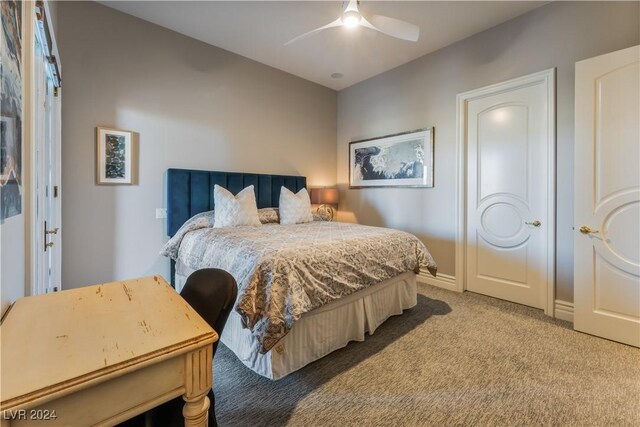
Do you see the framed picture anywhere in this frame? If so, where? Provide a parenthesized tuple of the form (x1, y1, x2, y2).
(1, 0, 23, 223)
(349, 127, 434, 188)
(96, 126, 135, 185)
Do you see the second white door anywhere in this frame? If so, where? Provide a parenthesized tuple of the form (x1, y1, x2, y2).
(463, 70, 554, 310)
(574, 46, 639, 347)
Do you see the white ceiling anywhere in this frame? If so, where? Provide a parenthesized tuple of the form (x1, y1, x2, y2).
(100, 1, 546, 90)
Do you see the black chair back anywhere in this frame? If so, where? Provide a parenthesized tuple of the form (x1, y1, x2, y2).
(181, 268, 238, 356)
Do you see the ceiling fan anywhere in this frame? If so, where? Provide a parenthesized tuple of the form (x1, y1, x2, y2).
(284, 0, 420, 46)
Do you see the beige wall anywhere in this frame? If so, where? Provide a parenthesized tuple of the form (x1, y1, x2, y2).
(1, 216, 25, 315)
(337, 1, 639, 302)
(57, 1, 337, 288)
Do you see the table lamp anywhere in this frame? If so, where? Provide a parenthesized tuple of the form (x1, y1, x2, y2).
(310, 187, 339, 221)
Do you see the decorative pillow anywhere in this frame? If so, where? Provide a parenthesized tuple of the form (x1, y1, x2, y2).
(279, 187, 314, 225)
(258, 207, 280, 224)
(213, 185, 261, 228)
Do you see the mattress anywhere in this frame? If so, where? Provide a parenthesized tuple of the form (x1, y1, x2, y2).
(177, 270, 417, 380)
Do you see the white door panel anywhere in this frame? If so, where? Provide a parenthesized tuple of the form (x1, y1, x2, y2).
(465, 71, 554, 309)
(33, 21, 61, 295)
(574, 45, 640, 347)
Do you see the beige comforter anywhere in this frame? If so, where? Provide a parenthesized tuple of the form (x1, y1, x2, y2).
(161, 220, 437, 353)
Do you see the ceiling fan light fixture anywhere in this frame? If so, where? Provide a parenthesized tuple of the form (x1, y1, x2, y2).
(284, 0, 419, 46)
(341, 10, 361, 28)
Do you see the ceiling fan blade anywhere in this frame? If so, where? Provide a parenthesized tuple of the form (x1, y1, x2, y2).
(284, 18, 343, 46)
(365, 14, 420, 42)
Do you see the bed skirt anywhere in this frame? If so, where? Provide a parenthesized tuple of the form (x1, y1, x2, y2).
(175, 270, 418, 380)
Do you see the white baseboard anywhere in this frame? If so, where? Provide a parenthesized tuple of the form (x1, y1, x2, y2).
(418, 272, 459, 292)
(554, 299, 574, 323)
(418, 274, 574, 321)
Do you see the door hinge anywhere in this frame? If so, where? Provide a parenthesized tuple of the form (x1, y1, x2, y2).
(54, 87, 59, 97)
(53, 185, 59, 198)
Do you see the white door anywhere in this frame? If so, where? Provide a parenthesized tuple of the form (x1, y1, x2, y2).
(463, 70, 554, 310)
(574, 46, 640, 347)
(43, 77, 61, 293)
(33, 28, 61, 295)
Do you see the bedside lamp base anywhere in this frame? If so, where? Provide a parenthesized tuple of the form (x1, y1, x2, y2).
(316, 204, 335, 221)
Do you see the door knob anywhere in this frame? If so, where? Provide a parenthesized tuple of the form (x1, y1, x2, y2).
(45, 227, 59, 235)
(579, 225, 599, 234)
(44, 241, 54, 251)
(525, 220, 542, 227)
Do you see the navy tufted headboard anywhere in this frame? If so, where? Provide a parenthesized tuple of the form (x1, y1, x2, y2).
(166, 168, 307, 237)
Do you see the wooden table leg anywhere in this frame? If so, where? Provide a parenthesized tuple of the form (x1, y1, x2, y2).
(183, 346, 213, 427)
(183, 392, 210, 427)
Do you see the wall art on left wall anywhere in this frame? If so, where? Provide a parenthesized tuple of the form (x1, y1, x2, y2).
(96, 126, 136, 185)
(0, 0, 23, 223)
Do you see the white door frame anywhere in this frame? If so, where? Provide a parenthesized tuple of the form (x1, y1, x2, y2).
(24, 0, 37, 296)
(454, 68, 556, 316)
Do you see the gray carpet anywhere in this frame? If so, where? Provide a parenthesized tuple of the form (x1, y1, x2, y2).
(213, 283, 640, 427)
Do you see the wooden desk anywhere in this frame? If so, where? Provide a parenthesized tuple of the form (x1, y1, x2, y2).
(0, 276, 217, 426)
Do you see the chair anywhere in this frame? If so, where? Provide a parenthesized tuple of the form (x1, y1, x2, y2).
(121, 269, 237, 427)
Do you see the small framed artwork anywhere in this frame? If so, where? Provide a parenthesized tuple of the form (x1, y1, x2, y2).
(349, 127, 434, 188)
(96, 126, 136, 185)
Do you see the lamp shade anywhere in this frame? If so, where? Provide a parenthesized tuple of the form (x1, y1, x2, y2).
(310, 187, 339, 205)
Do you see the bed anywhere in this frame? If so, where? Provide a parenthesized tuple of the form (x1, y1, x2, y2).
(163, 169, 437, 379)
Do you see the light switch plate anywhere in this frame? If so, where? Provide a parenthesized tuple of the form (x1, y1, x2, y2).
(155, 208, 167, 219)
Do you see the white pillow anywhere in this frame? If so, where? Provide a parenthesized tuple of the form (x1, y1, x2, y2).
(279, 187, 314, 225)
(213, 185, 261, 228)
